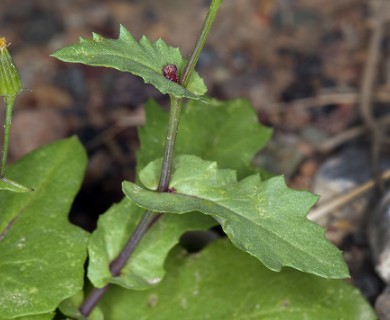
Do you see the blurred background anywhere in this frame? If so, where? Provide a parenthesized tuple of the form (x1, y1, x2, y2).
(1, 0, 390, 317)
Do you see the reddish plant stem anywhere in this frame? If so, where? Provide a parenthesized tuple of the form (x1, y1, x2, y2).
(79, 0, 223, 316)
(79, 212, 161, 316)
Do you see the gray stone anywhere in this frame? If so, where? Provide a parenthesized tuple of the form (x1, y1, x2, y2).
(376, 286, 390, 319)
(368, 191, 390, 284)
(312, 146, 390, 245)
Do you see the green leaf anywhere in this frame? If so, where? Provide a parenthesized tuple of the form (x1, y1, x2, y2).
(51, 25, 207, 101)
(0, 137, 89, 319)
(87, 197, 215, 289)
(123, 155, 349, 279)
(137, 98, 272, 179)
(0, 38, 22, 97)
(98, 239, 375, 320)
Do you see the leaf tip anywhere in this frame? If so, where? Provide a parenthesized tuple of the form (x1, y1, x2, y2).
(92, 32, 104, 42)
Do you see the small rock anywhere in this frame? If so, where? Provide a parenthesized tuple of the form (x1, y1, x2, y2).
(376, 287, 390, 320)
(253, 132, 305, 177)
(342, 239, 384, 304)
(300, 126, 330, 148)
(311, 146, 390, 245)
(368, 191, 390, 284)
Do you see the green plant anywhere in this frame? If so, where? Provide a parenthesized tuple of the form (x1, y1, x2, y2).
(0, 38, 32, 193)
(0, 1, 376, 319)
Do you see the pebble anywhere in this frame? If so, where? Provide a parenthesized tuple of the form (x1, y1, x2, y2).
(311, 146, 390, 245)
(368, 191, 390, 284)
(253, 132, 305, 177)
(376, 286, 390, 320)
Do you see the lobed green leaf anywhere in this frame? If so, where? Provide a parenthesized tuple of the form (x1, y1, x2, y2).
(123, 155, 349, 279)
(99, 239, 374, 320)
(0, 137, 89, 319)
(87, 197, 215, 290)
(51, 25, 207, 101)
(137, 98, 272, 179)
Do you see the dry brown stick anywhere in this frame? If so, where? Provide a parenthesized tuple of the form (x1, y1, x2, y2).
(308, 169, 390, 222)
(86, 125, 126, 151)
(359, 1, 386, 130)
(359, 0, 389, 190)
(317, 113, 390, 153)
(268, 90, 390, 115)
(85, 111, 145, 151)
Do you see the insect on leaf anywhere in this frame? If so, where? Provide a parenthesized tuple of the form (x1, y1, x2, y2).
(51, 26, 208, 101)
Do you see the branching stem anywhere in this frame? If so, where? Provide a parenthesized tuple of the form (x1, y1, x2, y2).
(158, 96, 183, 191)
(181, 0, 222, 88)
(79, 0, 223, 316)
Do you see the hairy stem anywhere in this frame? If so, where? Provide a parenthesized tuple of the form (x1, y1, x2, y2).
(158, 96, 183, 191)
(79, 210, 162, 316)
(79, 0, 223, 316)
(79, 285, 111, 317)
(1, 96, 15, 178)
(181, 0, 223, 88)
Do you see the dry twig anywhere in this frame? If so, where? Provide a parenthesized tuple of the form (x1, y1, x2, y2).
(309, 169, 390, 222)
(358, 0, 390, 189)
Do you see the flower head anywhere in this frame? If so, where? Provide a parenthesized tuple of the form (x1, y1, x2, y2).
(0, 38, 22, 97)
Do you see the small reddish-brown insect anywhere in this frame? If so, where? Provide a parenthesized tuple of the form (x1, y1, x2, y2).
(162, 64, 179, 83)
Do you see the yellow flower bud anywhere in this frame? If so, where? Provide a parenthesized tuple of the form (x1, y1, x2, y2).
(0, 38, 22, 97)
